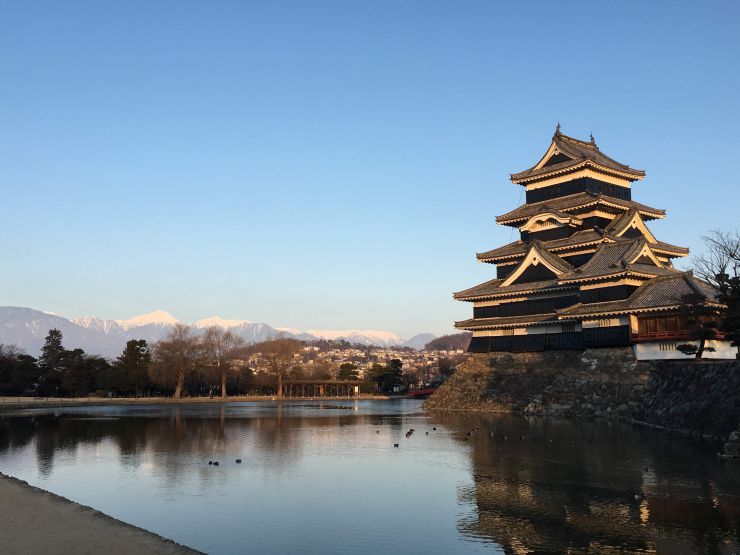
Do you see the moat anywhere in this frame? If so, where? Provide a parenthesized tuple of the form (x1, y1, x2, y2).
(1, 400, 738, 554)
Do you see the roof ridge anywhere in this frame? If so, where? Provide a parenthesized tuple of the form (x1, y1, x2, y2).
(556, 132, 598, 149)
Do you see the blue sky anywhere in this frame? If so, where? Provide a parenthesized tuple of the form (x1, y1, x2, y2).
(1, 1, 739, 337)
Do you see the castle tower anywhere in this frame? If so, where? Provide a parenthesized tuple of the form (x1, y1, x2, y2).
(454, 127, 734, 359)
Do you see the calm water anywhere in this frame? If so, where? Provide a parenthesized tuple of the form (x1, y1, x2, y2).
(0, 400, 739, 554)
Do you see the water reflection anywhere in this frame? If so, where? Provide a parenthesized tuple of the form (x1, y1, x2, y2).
(0, 403, 410, 480)
(431, 413, 740, 554)
(0, 402, 738, 554)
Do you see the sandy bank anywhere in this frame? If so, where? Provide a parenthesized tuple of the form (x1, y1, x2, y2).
(0, 472, 201, 554)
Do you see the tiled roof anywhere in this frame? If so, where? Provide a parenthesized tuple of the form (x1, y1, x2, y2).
(452, 277, 503, 300)
(604, 209, 639, 235)
(559, 240, 680, 282)
(476, 228, 687, 263)
(455, 314, 572, 330)
(477, 240, 528, 261)
(511, 130, 645, 184)
(453, 278, 573, 301)
(530, 240, 574, 273)
(459, 239, 681, 300)
(653, 241, 690, 255)
(557, 273, 722, 317)
(496, 192, 665, 225)
(477, 229, 606, 262)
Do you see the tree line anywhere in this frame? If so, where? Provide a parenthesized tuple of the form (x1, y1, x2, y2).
(0, 324, 441, 398)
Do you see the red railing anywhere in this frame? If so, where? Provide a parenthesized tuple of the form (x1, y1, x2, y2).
(631, 330, 725, 342)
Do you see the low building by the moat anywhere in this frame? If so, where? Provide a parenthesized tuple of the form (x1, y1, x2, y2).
(454, 126, 737, 360)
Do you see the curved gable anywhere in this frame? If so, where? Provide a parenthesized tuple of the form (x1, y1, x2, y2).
(502, 242, 573, 286)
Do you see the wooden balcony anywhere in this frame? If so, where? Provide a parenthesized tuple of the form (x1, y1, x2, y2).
(631, 330, 725, 343)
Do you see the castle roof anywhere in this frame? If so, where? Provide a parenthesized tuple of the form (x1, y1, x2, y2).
(556, 273, 722, 318)
(453, 278, 574, 301)
(558, 239, 679, 283)
(455, 314, 573, 330)
(476, 229, 687, 263)
(457, 238, 680, 301)
(496, 192, 665, 226)
(510, 128, 645, 185)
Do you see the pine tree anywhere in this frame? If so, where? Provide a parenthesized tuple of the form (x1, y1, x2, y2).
(676, 293, 721, 359)
(39, 329, 64, 372)
(115, 339, 152, 396)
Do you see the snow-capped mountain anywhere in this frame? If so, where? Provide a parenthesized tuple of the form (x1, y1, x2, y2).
(305, 329, 404, 347)
(115, 309, 180, 330)
(194, 316, 250, 329)
(0, 306, 436, 357)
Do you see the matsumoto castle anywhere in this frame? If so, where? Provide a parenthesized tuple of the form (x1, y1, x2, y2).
(455, 126, 737, 360)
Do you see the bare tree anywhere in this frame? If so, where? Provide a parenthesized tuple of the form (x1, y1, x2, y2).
(693, 230, 740, 287)
(151, 324, 203, 399)
(202, 326, 247, 398)
(251, 338, 303, 397)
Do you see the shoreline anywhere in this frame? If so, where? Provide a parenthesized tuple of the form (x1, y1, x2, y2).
(0, 394, 399, 412)
(0, 472, 201, 554)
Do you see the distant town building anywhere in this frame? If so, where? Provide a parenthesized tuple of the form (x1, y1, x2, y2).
(454, 126, 737, 360)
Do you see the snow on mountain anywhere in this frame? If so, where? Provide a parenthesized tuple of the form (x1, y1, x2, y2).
(71, 316, 124, 335)
(116, 309, 180, 330)
(0, 307, 122, 356)
(304, 329, 405, 347)
(0, 306, 436, 356)
(275, 327, 302, 335)
(194, 316, 250, 329)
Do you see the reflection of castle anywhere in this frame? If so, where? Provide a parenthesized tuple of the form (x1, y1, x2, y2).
(454, 127, 736, 360)
(431, 412, 740, 553)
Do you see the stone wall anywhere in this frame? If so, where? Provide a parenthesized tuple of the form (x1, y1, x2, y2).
(425, 348, 740, 449)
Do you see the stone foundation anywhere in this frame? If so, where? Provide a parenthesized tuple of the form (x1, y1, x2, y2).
(425, 348, 740, 448)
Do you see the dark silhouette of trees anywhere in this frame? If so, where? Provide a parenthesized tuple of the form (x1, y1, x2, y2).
(37, 329, 66, 395)
(365, 359, 404, 394)
(0, 346, 38, 395)
(338, 363, 359, 380)
(692, 230, 740, 355)
(39, 329, 64, 371)
(202, 327, 246, 398)
(676, 294, 721, 359)
(252, 338, 303, 397)
(151, 324, 203, 399)
(424, 333, 472, 351)
(115, 339, 152, 396)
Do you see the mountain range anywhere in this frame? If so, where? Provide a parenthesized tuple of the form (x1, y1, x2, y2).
(0, 307, 436, 357)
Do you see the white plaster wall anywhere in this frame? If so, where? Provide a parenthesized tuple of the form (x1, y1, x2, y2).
(634, 340, 738, 361)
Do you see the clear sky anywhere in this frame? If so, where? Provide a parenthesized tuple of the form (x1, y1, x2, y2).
(1, 1, 739, 338)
